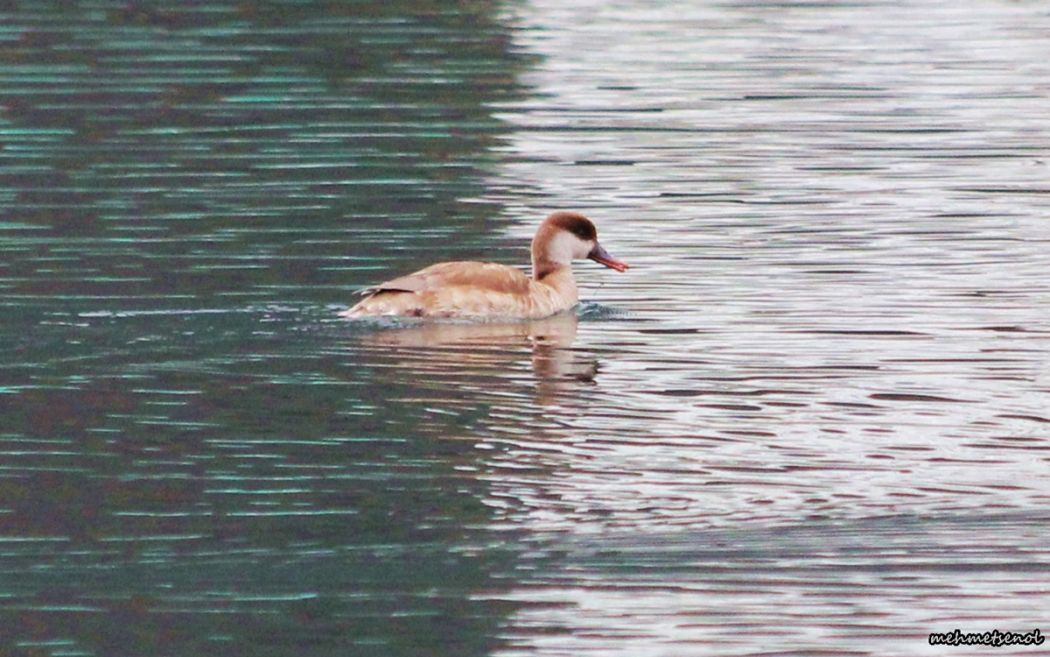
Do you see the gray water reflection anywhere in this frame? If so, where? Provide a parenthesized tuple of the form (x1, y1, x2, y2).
(494, 514, 1050, 657)
(476, 0, 1050, 654)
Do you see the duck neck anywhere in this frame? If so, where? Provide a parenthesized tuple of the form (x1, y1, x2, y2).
(533, 259, 577, 293)
(532, 255, 566, 281)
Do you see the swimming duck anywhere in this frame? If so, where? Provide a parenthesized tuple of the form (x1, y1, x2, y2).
(341, 211, 628, 319)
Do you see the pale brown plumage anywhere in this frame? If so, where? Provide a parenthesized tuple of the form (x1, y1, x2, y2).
(341, 211, 628, 320)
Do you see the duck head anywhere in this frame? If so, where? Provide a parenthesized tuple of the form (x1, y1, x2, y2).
(531, 211, 629, 279)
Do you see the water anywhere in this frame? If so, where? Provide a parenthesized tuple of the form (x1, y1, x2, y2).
(2, 1, 1049, 656)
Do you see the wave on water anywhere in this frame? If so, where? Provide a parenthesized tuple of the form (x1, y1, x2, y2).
(576, 300, 639, 321)
(330, 302, 638, 327)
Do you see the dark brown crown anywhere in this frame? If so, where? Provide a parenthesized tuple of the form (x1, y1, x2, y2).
(545, 211, 597, 242)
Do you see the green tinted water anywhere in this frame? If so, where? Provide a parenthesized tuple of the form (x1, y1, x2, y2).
(2, 2, 530, 656)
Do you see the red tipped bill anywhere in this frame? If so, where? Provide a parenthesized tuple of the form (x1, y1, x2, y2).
(588, 242, 629, 272)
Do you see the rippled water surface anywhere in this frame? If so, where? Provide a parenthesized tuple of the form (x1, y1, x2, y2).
(2, 1, 1049, 656)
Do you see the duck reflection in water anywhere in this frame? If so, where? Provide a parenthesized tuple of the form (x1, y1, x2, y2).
(358, 312, 597, 405)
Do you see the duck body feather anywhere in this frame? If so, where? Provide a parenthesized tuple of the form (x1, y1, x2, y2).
(341, 261, 578, 319)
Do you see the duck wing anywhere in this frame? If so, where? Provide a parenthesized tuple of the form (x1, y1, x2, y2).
(361, 261, 531, 296)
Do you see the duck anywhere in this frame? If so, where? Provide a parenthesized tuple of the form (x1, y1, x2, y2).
(341, 211, 628, 319)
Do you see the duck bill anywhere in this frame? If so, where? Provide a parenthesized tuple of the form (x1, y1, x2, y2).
(588, 242, 629, 272)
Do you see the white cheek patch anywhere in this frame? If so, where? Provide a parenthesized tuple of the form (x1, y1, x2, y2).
(546, 232, 592, 264)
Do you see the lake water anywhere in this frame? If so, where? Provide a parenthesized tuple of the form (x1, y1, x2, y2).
(2, 1, 1049, 656)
